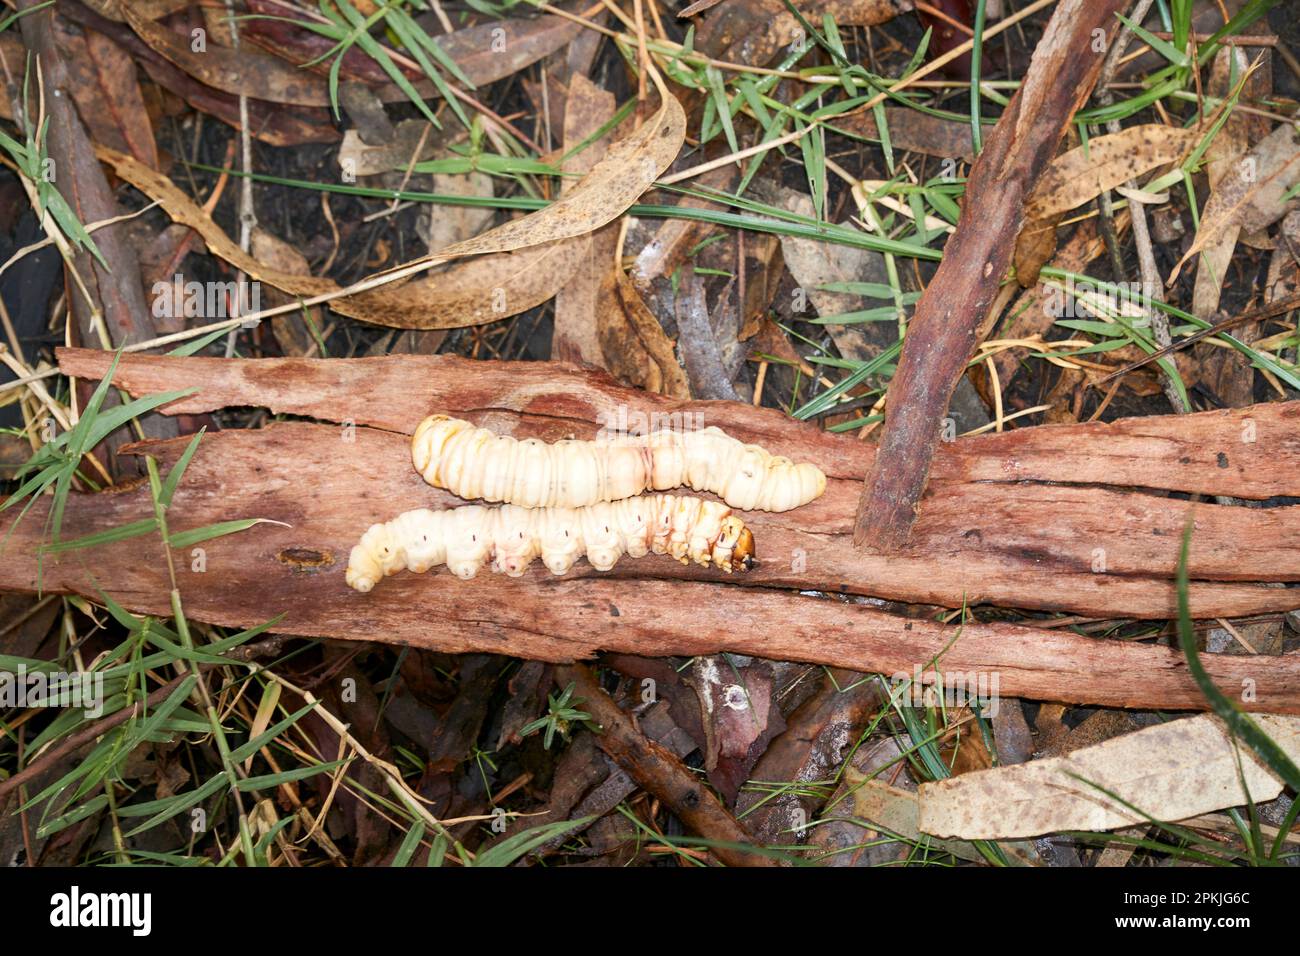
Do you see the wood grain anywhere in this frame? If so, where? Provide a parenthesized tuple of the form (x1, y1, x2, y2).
(2, 402, 1298, 714)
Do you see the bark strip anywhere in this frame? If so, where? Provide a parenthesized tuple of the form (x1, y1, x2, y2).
(852, 0, 1130, 551)
(56, 349, 1300, 501)
(1, 423, 1298, 714)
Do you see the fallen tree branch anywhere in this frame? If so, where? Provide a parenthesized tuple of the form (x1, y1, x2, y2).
(554, 664, 779, 866)
(56, 348, 1300, 500)
(0, 351, 1294, 714)
(853, 0, 1130, 552)
(0, 425, 1297, 712)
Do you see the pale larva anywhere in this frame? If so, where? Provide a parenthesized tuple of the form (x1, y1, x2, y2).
(345, 493, 755, 592)
(410, 415, 826, 513)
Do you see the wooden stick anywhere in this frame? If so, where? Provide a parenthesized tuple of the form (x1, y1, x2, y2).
(853, 0, 1130, 551)
(555, 664, 779, 866)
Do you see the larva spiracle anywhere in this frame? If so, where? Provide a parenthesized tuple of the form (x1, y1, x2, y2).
(410, 415, 826, 512)
(346, 493, 755, 592)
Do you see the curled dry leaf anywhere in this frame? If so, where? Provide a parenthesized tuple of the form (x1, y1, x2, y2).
(552, 74, 618, 368)
(95, 146, 582, 329)
(96, 89, 683, 328)
(917, 714, 1300, 840)
(1113, 185, 1168, 205)
(385, 241, 585, 328)
(601, 262, 664, 393)
(1192, 47, 1271, 320)
(1171, 121, 1300, 285)
(611, 268, 692, 399)
(415, 88, 686, 266)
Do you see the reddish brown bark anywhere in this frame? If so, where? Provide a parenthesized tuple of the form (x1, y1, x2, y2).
(853, 0, 1130, 551)
(56, 348, 1300, 500)
(2, 369, 1299, 713)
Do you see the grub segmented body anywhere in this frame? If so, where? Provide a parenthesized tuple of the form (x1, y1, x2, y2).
(410, 414, 826, 512)
(346, 493, 755, 592)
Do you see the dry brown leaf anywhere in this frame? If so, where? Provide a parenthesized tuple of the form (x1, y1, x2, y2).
(994, 217, 1116, 387)
(1011, 218, 1061, 288)
(78, 0, 194, 20)
(95, 87, 683, 327)
(772, 186, 892, 364)
(1171, 121, 1300, 285)
(697, 0, 907, 67)
(239, 1, 581, 106)
(420, 172, 496, 253)
(599, 262, 663, 393)
(1205, 49, 1271, 192)
(136, 60, 338, 147)
(122, 4, 332, 107)
(833, 107, 977, 162)
(250, 228, 323, 356)
(412, 88, 686, 267)
(1274, 209, 1300, 280)
(610, 267, 691, 398)
(631, 164, 734, 288)
(1025, 125, 1196, 222)
(0, 35, 19, 121)
(1193, 48, 1273, 320)
(386, 241, 586, 328)
(918, 714, 1300, 840)
(95, 146, 582, 329)
(337, 123, 442, 177)
(1015, 125, 1194, 284)
(942, 707, 996, 775)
